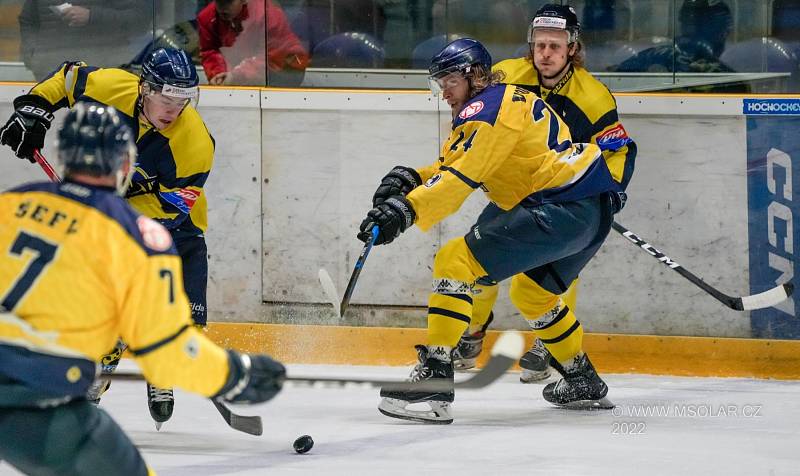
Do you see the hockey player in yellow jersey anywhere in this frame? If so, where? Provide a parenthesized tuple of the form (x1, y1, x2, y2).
(452, 4, 638, 383)
(0, 103, 285, 475)
(360, 38, 622, 423)
(0, 47, 214, 426)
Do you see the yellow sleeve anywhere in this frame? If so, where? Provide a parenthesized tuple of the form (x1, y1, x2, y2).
(407, 97, 524, 231)
(119, 253, 229, 397)
(29, 62, 89, 109)
(416, 163, 439, 183)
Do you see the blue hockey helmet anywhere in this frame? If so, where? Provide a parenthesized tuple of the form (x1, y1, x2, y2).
(528, 4, 581, 44)
(57, 102, 137, 195)
(140, 47, 199, 108)
(428, 38, 492, 94)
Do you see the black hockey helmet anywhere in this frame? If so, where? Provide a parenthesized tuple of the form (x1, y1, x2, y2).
(528, 4, 581, 44)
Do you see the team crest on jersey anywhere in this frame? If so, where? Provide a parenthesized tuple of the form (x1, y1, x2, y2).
(459, 101, 485, 119)
(127, 165, 157, 197)
(425, 174, 442, 188)
(137, 216, 173, 251)
(596, 124, 632, 151)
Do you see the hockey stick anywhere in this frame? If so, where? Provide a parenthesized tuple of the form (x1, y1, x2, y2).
(612, 221, 794, 311)
(211, 399, 263, 436)
(107, 331, 525, 393)
(338, 225, 379, 317)
(33, 149, 61, 182)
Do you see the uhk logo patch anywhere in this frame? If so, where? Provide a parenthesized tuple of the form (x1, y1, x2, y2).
(160, 188, 200, 214)
(137, 216, 173, 251)
(596, 124, 631, 151)
(459, 101, 485, 120)
(425, 174, 442, 188)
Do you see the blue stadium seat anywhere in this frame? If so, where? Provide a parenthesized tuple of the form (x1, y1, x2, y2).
(720, 37, 799, 73)
(411, 34, 466, 69)
(311, 32, 385, 68)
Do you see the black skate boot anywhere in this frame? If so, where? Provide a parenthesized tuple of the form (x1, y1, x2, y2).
(147, 384, 174, 430)
(452, 330, 485, 371)
(519, 338, 553, 383)
(87, 340, 126, 404)
(378, 345, 455, 424)
(543, 353, 613, 409)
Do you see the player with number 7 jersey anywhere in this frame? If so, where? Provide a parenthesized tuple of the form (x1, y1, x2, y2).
(359, 38, 619, 423)
(0, 104, 284, 476)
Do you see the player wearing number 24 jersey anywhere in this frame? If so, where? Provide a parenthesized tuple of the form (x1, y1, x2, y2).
(359, 38, 619, 424)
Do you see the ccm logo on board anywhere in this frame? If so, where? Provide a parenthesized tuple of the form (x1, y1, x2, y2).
(764, 147, 795, 314)
(743, 99, 800, 115)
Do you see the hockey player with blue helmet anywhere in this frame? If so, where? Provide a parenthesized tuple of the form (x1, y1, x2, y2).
(0, 47, 214, 428)
(452, 3, 637, 384)
(0, 103, 285, 475)
(361, 38, 619, 423)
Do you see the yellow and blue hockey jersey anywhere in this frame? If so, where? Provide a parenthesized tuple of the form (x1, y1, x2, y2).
(29, 63, 214, 240)
(408, 84, 619, 231)
(0, 182, 229, 400)
(493, 59, 636, 190)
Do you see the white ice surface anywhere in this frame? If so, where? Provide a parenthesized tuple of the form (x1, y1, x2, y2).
(2, 364, 799, 476)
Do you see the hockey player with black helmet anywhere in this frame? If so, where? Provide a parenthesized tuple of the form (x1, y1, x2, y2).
(0, 103, 284, 475)
(452, 3, 637, 384)
(360, 38, 619, 423)
(0, 47, 215, 429)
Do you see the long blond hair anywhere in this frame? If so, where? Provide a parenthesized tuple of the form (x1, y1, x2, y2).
(467, 64, 506, 98)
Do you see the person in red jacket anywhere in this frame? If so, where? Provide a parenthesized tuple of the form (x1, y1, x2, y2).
(198, 0, 309, 86)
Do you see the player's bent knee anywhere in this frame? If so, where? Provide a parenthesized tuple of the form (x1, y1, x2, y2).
(432, 237, 487, 285)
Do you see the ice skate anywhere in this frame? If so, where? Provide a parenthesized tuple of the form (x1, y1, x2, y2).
(147, 384, 174, 430)
(378, 345, 455, 424)
(87, 340, 126, 404)
(543, 353, 614, 409)
(519, 338, 553, 383)
(452, 330, 485, 371)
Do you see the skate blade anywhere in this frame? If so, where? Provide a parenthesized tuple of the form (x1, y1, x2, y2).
(519, 368, 552, 383)
(554, 396, 615, 410)
(154, 421, 163, 431)
(453, 358, 477, 371)
(378, 397, 453, 424)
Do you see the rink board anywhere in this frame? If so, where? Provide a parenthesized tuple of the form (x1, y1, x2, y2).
(203, 322, 800, 380)
(0, 86, 797, 341)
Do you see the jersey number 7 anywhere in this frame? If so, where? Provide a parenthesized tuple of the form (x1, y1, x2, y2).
(1, 231, 59, 312)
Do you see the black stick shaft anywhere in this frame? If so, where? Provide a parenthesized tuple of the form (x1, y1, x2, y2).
(339, 226, 379, 317)
(611, 221, 792, 311)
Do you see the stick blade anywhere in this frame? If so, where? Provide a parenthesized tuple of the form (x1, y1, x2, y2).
(317, 268, 341, 317)
(212, 400, 263, 436)
(739, 282, 794, 311)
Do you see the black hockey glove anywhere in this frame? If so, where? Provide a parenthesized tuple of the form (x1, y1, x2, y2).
(216, 350, 286, 404)
(0, 94, 55, 163)
(609, 191, 627, 214)
(372, 166, 422, 206)
(358, 196, 416, 245)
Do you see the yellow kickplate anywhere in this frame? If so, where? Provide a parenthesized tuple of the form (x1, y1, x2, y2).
(205, 322, 800, 380)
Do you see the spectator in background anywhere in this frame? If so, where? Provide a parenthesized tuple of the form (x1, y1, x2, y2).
(18, 0, 150, 80)
(613, 0, 734, 74)
(198, 0, 309, 87)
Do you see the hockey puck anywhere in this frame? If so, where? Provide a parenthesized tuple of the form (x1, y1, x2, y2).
(293, 435, 314, 454)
